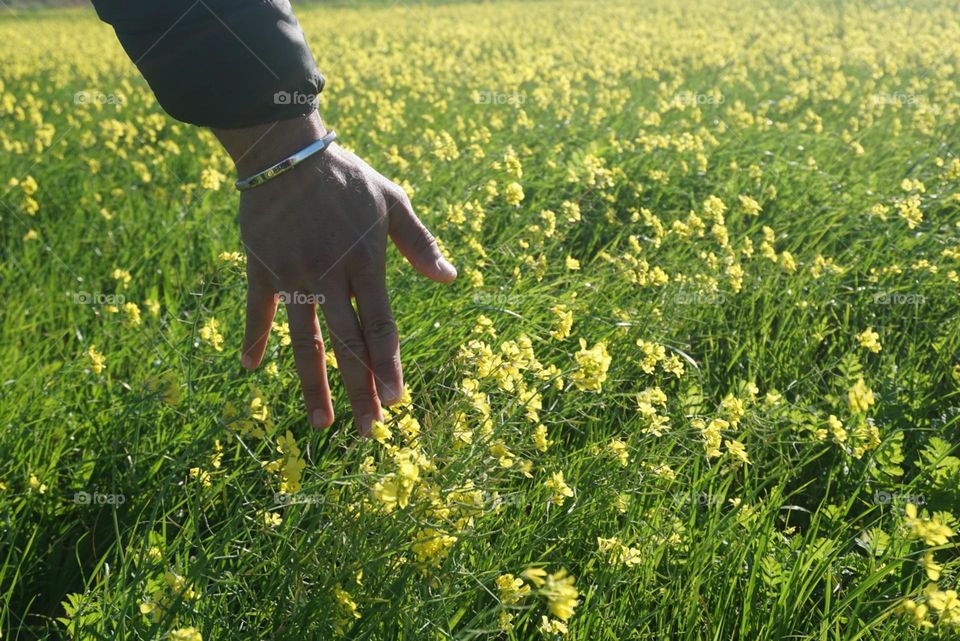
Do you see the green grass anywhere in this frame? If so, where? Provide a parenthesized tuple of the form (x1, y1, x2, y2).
(1, 0, 960, 639)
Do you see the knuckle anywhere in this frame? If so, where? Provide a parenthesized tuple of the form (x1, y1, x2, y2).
(364, 317, 398, 342)
(300, 381, 328, 400)
(334, 335, 368, 357)
(414, 226, 438, 255)
(374, 352, 402, 379)
(290, 332, 323, 355)
(345, 384, 376, 407)
(386, 183, 410, 207)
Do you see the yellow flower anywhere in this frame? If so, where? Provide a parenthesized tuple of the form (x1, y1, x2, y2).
(697, 418, 727, 458)
(522, 567, 547, 587)
(28, 474, 47, 494)
(724, 439, 750, 465)
(538, 616, 568, 635)
(188, 467, 211, 487)
(275, 430, 305, 494)
(608, 439, 629, 466)
(848, 377, 875, 414)
(122, 302, 141, 326)
(23, 196, 39, 215)
(272, 321, 291, 347)
(895, 599, 933, 629)
(897, 194, 923, 228)
(703, 195, 726, 222)
(569, 339, 612, 392)
(542, 569, 579, 621)
(199, 318, 224, 351)
(549, 304, 573, 341)
(217, 251, 245, 265)
(614, 493, 631, 513)
(827, 414, 846, 443)
(856, 327, 881, 353)
(333, 583, 361, 628)
(112, 268, 132, 287)
(411, 528, 456, 564)
(20, 175, 38, 195)
(200, 167, 226, 191)
(779, 250, 797, 272)
(597, 536, 642, 567)
(371, 419, 392, 444)
(926, 583, 960, 617)
(87, 345, 105, 375)
(169, 628, 203, 641)
(904, 503, 955, 546)
(922, 551, 942, 581)
(504, 181, 524, 206)
(544, 471, 574, 506)
(496, 574, 531, 604)
(261, 510, 282, 527)
(164, 571, 198, 600)
(532, 424, 550, 452)
(738, 194, 761, 215)
(472, 314, 496, 337)
(498, 611, 515, 631)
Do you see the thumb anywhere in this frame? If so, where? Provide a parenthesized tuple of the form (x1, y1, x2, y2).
(387, 189, 457, 284)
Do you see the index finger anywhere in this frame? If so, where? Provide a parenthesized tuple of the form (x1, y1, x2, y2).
(286, 300, 335, 429)
(241, 279, 278, 370)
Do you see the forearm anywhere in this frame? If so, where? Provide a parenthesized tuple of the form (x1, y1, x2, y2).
(212, 111, 328, 178)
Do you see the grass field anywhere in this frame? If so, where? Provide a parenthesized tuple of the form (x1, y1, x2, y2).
(2, 0, 960, 639)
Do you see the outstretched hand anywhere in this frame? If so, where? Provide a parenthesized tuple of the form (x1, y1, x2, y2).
(213, 112, 456, 436)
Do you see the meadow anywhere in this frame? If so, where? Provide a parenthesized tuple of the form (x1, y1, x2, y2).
(1, 0, 960, 639)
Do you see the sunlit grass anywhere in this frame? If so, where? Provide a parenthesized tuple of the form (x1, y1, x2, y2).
(1, 1, 959, 639)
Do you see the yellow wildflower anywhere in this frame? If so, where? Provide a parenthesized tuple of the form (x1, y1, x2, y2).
(848, 377, 875, 414)
(856, 327, 881, 353)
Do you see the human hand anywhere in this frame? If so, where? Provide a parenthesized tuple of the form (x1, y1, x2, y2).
(213, 112, 457, 435)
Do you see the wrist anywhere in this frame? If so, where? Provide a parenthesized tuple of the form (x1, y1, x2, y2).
(212, 110, 328, 178)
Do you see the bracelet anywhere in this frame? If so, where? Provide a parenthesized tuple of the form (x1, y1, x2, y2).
(234, 130, 338, 191)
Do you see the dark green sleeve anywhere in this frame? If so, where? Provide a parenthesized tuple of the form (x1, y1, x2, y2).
(90, 0, 325, 129)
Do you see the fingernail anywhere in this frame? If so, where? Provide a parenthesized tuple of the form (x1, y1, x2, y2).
(436, 257, 457, 280)
(241, 354, 254, 369)
(358, 414, 376, 437)
(310, 408, 329, 428)
(381, 384, 400, 405)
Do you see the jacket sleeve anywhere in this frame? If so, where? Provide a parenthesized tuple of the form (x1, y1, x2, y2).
(90, 0, 324, 129)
